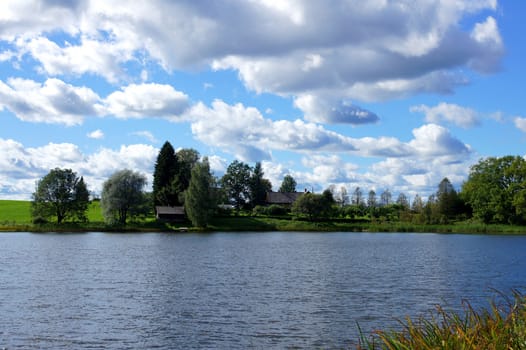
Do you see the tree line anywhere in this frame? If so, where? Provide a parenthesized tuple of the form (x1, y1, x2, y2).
(31, 142, 526, 228)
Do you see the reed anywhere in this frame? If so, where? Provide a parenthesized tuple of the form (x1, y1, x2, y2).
(359, 291, 526, 349)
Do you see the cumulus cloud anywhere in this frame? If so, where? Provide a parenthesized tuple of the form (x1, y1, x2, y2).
(186, 100, 471, 164)
(103, 83, 190, 120)
(0, 138, 158, 199)
(294, 95, 379, 125)
(409, 123, 471, 158)
(514, 116, 526, 132)
(0, 1, 503, 104)
(187, 99, 360, 161)
(0, 78, 100, 125)
(87, 129, 104, 139)
(20, 35, 130, 83)
(0, 78, 190, 125)
(410, 102, 479, 128)
(130, 130, 158, 143)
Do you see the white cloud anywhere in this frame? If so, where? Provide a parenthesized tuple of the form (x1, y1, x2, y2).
(20, 36, 130, 83)
(410, 102, 479, 128)
(87, 129, 104, 139)
(294, 95, 379, 125)
(0, 79, 190, 125)
(187, 100, 471, 164)
(514, 116, 526, 133)
(409, 123, 471, 157)
(187, 99, 359, 161)
(0, 1, 80, 40)
(130, 130, 158, 143)
(0, 78, 100, 125)
(0, 138, 158, 199)
(1, 1, 503, 104)
(104, 83, 190, 120)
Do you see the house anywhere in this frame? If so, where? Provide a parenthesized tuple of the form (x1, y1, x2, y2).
(155, 206, 186, 222)
(265, 191, 304, 206)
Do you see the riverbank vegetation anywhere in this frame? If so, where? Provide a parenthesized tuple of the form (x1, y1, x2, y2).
(359, 292, 526, 349)
(2, 142, 526, 234)
(2, 199, 526, 234)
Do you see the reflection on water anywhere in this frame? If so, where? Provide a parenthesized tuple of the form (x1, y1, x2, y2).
(1, 232, 525, 348)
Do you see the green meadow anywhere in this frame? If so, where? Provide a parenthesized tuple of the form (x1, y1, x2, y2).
(0, 200, 32, 223)
(0, 200, 103, 225)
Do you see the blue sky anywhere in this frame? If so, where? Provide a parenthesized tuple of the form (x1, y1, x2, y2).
(1, 0, 525, 201)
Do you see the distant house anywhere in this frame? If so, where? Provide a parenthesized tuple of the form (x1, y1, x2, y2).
(155, 206, 186, 222)
(265, 191, 304, 206)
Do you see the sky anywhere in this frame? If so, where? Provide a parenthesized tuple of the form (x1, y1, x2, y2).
(1, 0, 525, 201)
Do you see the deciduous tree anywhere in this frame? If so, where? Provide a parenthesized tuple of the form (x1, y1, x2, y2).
(461, 156, 526, 224)
(279, 174, 297, 193)
(184, 158, 216, 228)
(101, 169, 149, 225)
(292, 190, 335, 221)
(221, 160, 252, 210)
(31, 168, 89, 224)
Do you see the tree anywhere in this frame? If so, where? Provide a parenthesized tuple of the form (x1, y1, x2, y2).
(336, 186, 348, 207)
(31, 168, 89, 224)
(221, 160, 252, 209)
(367, 190, 377, 207)
(279, 174, 297, 193)
(351, 187, 363, 205)
(249, 162, 272, 207)
(412, 194, 424, 213)
(153, 141, 178, 206)
(292, 191, 334, 221)
(101, 169, 149, 225)
(184, 158, 216, 228)
(174, 148, 200, 202)
(380, 189, 392, 206)
(436, 177, 462, 221)
(396, 193, 410, 209)
(461, 156, 526, 224)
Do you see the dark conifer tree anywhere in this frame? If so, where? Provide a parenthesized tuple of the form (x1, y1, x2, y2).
(152, 141, 178, 206)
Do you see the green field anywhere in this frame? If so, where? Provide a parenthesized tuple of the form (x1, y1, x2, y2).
(0, 200, 104, 224)
(0, 200, 31, 223)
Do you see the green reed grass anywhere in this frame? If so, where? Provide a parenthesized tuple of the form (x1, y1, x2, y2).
(359, 291, 526, 350)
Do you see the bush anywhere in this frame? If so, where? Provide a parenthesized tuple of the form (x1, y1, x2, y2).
(32, 216, 48, 225)
(252, 204, 289, 217)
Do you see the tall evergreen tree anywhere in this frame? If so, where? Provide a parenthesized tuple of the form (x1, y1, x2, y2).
(436, 177, 460, 221)
(249, 162, 272, 207)
(153, 141, 178, 206)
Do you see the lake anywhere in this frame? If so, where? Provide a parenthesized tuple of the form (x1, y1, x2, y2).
(1, 231, 525, 348)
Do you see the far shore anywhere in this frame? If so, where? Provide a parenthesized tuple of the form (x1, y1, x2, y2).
(2, 216, 526, 235)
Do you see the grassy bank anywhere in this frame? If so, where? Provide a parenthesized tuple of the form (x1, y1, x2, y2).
(359, 292, 526, 349)
(2, 200, 526, 233)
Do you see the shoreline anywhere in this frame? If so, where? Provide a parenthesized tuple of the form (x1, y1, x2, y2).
(2, 216, 526, 234)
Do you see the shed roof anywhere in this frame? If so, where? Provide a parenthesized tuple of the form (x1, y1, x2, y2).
(266, 191, 303, 205)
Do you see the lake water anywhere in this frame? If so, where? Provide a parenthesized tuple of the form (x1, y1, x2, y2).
(1, 232, 525, 349)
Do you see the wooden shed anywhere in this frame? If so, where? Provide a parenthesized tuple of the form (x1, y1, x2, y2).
(155, 206, 186, 222)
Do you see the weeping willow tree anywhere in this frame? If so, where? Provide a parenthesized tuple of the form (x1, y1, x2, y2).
(101, 169, 149, 225)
